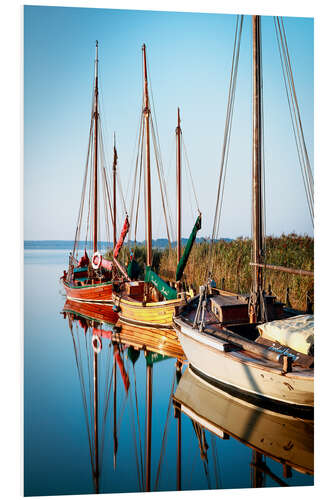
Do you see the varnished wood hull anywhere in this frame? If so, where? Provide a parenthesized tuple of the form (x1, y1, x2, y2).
(112, 292, 184, 328)
(63, 299, 119, 325)
(174, 315, 314, 412)
(174, 367, 313, 475)
(63, 299, 184, 360)
(62, 278, 114, 303)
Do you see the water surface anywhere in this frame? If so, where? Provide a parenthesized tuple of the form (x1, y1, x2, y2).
(24, 249, 314, 496)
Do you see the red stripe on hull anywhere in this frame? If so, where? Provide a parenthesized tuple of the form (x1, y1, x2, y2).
(62, 280, 113, 302)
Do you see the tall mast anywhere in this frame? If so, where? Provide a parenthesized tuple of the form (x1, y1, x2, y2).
(142, 44, 152, 267)
(93, 344, 99, 493)
(113, 133, 118, 250)
(251, 16, 264, 321)
(113, 346, 118, 470)
(93, 41, 99, 254)
(176, 108, 182, 264)
(145, 361, 153, 491)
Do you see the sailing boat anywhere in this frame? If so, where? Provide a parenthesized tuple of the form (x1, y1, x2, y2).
(63, 298, 185, 360)
(112, 44, 201, 328)
(63, 301, 184, 493)
(61, 41, 129, 303)
(65, 308, 131, 493)
(173, 15, 314, 411)
(173, 367, 313, 479)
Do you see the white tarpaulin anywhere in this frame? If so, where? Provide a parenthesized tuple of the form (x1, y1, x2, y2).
(257, 314, 314, 356)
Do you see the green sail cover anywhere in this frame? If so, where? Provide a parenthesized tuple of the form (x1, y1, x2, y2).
(146, 352, 169, 366)
(176, 214, 202, 281)
(127, 259, 141, 280)
(144, 266, 177, 300)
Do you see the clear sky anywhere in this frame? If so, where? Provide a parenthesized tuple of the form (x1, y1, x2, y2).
(24, 5, 313, 241)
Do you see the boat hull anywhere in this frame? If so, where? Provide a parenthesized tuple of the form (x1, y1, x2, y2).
(174, 317, 314, 412)
(174, 367, 313, 475)
(63, 299, 184, 359)
(113, 293, 184, 328)
(62, 279, 114, 303)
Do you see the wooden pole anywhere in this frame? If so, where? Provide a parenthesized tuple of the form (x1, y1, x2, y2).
(93, 41, 99, 254)
(113, 134, 117, 251)
(176, 107, 182, 264)
(177, 408, 182, 490)
(93, 349, 99, 493)
(142, 44, 152, 268)
(113, 347, 118, 470)
(145, 361, 153, 492)
(251, 451, 264, 488)
(250, 262, 314, 277)
(251, 16, 264, 322)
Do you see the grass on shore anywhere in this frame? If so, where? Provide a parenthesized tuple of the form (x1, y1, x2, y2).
(106, 233, 314, 312)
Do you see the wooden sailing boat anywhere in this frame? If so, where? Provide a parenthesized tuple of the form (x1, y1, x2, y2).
(173, 16, 314, 411)
(61, 41, 129, 303)
(63, 301, 184, 493)
(112, 45, 201, 328)
(173, 367, 313, 479)
(63, 298, 185, 360)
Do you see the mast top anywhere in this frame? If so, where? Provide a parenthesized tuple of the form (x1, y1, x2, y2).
(176, 107, 181, 133)
(94, 40, 99, 85)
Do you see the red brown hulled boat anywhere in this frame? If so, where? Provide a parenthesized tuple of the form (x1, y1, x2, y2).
(61, 42, 129, 302)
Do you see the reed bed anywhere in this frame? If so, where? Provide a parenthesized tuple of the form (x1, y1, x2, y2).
(106, 233, 314, 312)
(158, 234, 314, 312)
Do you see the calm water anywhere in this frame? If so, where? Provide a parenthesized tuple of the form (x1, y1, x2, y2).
(24, 249, 314, 496)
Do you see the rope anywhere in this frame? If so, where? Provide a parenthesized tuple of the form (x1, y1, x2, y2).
(69, 319, 95, 475)
(129, 367, 144, 491)
(182, 138, 200, 212)
(209, 15, 244, 276)
(274, 16, 314, 225)
(153, 370, 177, 490)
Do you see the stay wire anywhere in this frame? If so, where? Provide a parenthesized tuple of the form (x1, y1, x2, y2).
(153, 370, 177, 491)
(209, 15, 243, 276)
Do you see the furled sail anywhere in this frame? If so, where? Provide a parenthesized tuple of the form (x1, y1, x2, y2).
(144, 266, 178, 300)
(176, 214, 202, 281)
(113, 216, 130, 258)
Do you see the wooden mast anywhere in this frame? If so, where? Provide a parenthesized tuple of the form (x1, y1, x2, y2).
(113, 133, 117, 251)
(176, 108, 182, 264)
(113, 345, 118, 470)
(145, 361, 153, 492)
(142, 44, 152, 268)
(93, 41, 99, 254)
(93, 340, 99, 493)
(251, 16, 264, 322)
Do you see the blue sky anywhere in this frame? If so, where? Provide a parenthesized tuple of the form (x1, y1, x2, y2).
(24, 5, 313, 240)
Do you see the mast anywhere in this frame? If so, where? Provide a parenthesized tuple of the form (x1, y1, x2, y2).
(176, 108, 182, 264)
(113, 345, 118, 470)
(251, 16, 264, 321)
(93, 343, 99, 493)
(145, 361, 153, 491)
(93, 41, 99, 254)
(113, 134, 118, 250)
(142, 44, 152, 267)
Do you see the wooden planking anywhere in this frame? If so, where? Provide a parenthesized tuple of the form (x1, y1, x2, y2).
(113, 292, 183, 327)
(63, 280, 113, 301)
(63, 299, 119, 324)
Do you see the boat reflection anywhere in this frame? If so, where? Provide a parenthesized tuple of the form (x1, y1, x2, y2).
(62, 299, 313, 493)
(173, 366, 314, 487)
(62, 299, 184, 493)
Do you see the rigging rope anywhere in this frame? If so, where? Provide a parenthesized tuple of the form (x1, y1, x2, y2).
(153, 370, 176, 490)
(69, 319, 95, 474)
(209, 15, 244, 276)
(274, 16, 314, 225)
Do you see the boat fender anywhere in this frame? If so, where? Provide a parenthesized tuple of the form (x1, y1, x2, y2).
(92, 252, 102, 269)
(92, 334, 102, 353)
(113, 305, 121, 313)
